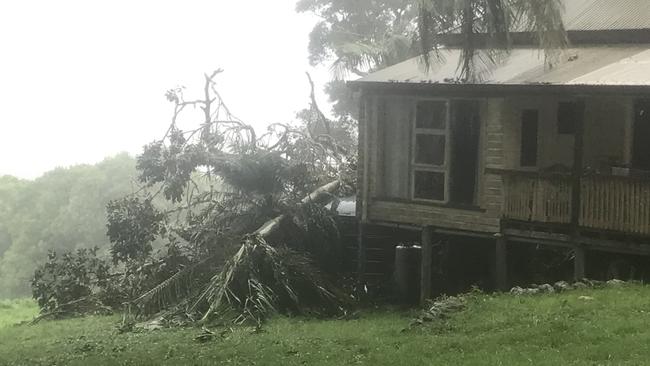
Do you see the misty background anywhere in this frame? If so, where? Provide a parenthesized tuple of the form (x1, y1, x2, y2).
(0, 0, 340, 298)
(0, 0, 332, 179)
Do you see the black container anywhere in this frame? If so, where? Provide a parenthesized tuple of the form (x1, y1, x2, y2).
(394, 245, 421, 305)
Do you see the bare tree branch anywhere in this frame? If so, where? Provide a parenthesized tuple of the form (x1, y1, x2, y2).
(306, 72, 331, 136)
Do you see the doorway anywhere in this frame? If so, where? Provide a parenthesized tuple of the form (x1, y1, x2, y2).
(450, 100, 481, 206)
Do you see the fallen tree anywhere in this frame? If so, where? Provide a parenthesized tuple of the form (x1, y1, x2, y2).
(32, 70, 356, 326)
(197, 180, 342, 324)
(129, 180, 345, 325)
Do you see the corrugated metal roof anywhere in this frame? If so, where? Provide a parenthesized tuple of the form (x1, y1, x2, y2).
(564, 0, 650, 31)
(355, 46, 650, 86)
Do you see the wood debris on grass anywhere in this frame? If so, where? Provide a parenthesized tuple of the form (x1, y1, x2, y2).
(508, 279, 627, 296)
(30, 296, 112, 324)
(406, 295, 466, 330)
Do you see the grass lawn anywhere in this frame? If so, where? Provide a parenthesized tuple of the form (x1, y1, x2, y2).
(0, 299, 39, 329)
(2, 285, 650, 365)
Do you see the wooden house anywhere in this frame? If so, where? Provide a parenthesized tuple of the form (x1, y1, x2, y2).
(350, 0, 650, 301)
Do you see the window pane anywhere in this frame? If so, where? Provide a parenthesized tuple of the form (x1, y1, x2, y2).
(416, 101, 447, 129)
(521, 109, 538, 167)
(415, 134, 445, 165)
(414, 171, 445, 201)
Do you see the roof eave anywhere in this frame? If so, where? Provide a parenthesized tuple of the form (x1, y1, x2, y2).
(349, 81, 650, 97)
(438, 29, 650, 48)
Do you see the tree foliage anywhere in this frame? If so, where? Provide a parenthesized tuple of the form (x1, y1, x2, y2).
(118, 71, 352, 323)
(297, 0, 568, 115)
(417, 0, 568, 81)
(297, 0, 418, 119)
(297, 0, 418, 78)
(106, 197, 165, 264)
(0, 154, 138, 298)
(31, 248, 116, 313)
(28, 70, 353, 325)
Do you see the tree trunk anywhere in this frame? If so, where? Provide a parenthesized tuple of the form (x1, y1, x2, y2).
(254, 180, 340, 238)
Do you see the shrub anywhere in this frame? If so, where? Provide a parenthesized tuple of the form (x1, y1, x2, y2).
(31, 248, 116, 312)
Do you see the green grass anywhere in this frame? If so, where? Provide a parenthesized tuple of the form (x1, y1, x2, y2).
(2, 285, 650, 365)
(0, 299, 39, 329)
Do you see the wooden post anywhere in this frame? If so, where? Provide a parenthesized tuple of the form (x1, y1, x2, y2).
(357, 222, 366, 288)
(356, 93, 368, 295)
(495, 234, 508, 291)
(420, 226, 434, 305)
(571, 102, 586, 283)
(571, 101, 586, 232)
(574, 246, 586, 281)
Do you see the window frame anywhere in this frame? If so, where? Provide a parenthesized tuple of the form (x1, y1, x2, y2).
(411, 99, 451, 203)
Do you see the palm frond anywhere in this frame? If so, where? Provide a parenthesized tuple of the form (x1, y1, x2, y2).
(198, 235, 344, 325)
(510, 0, 568, 66)
(330, 41, 383, 79)
(416, 0, 567, 79)
(132, 256, 215, 316)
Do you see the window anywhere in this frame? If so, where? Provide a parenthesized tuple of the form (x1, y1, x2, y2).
(415, 135, 446, 165)
(413, 100, 448, 201)
(414, 171, 445, 201)
(557, 102, 578, 134)
(521, 109, 539, 167)
(416, 101, 447, 129)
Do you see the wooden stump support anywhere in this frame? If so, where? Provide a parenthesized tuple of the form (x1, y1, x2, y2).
(420, 226, 434, 305)
(357, 222, 366, 287)
(495, 234, 508, 291)
(574, 246, 586, 281)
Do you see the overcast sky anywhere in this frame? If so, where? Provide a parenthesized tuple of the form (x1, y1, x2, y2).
(0, 0, 333, 179)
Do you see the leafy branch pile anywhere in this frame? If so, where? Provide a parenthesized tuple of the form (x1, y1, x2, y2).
(31, 248, 117, 313)
(31, 70, 356, 325)
(406, 295, 466, 331)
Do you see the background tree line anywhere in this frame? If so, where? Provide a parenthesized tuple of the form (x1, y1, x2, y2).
(0, 153, 138, 298)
